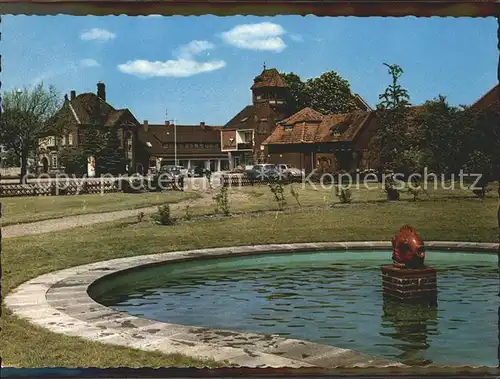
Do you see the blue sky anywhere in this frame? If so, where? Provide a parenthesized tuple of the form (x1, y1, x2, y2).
(2, 15, 498, 125)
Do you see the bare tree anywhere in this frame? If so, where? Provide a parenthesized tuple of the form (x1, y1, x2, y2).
(0, 83, 62, 183)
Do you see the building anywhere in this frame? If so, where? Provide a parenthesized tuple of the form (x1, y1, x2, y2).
(137, 121, 229, 172)
(42, 82, 141, 173)
(469, 83, 499, 112)
(263, 83, 500, 174)
(221, 68, 296, 169)
(262, 107, 379, 173)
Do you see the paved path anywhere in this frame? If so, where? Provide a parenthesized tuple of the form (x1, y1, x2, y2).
(1, 190, 214, 239)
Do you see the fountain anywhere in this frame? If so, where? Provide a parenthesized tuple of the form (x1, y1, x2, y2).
(381, 225, 437, 306)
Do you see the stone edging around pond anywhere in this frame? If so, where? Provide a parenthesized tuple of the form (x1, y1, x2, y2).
(5, 241, 499, 369)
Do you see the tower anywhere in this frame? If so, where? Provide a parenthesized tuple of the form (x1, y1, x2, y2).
(250, 67, 294, 116)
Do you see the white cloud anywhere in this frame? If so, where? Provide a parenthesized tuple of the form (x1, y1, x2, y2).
(80, 28, 116, 42)
(118, 40, 224, 78)
(220, 22, 287, 52)
(80, 58, 101, 68)
(175, 40, 215, 60)
(118, 59, 226, 78)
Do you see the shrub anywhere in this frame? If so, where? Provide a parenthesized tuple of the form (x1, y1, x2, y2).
(384, 174, 400, 201)
(152, 205, 174, 225)
(137, 211, 145, 223)
(213, 186, 230, 216)
(184, 203, 193, 220)
(269, 182, 287, 211)
(334, 185, 352, 204)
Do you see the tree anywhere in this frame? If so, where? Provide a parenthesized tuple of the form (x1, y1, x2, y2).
(306, 72, 358, 114)
(280, 72, 308, 111)
(58, 146, 87, 176)
(417, 96, 474, 175)
(0, 149, 20, 168)
(98, 127, 126, 175)
(281, 70, 358, 114)
(463, 100, 500, 183)
(0, 83, 62, 183)
(368, 63, 416, 172)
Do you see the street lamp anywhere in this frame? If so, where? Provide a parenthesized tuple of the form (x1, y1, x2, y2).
(165, 118, 177, 166)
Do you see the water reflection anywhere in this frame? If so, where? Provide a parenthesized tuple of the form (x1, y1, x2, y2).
(380, 298, 438, 365)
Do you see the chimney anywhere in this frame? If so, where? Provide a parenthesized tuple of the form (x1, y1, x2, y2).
(64, 94, 69, 101)
(143, 120, 149, 132)
(70, 90, 76, 100)
(97, 81, 106, 101)
(200, 121, 205, 128)
(165, 120, 170, 126)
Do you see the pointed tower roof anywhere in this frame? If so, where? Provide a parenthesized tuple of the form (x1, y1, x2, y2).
(251, 68, 288, 89)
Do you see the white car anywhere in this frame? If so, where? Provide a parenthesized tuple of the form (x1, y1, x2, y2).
(276, 164, 304, 179)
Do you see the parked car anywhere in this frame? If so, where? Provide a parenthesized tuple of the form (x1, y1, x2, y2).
(245, 164, 288, 183)
(187, 166, 211, 178)
(276, 164, 304, 180)
(232, 164, 254, 173)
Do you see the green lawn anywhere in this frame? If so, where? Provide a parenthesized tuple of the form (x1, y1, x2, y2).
(0, 191, 200, 226)
(177, 180, 499, 217)
(2, 181, 499, 368)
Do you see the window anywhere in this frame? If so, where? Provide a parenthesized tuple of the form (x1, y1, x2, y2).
(51, 154, 58, 168)
(240, 117, 249, 123)
(163, 144, 168, 149)
(284, 125, 293, 131)
(68, 134, 73, 145)
(146, 142, 153, 148)
(60, 136, 65, 146)
(243, 131, 253, 142)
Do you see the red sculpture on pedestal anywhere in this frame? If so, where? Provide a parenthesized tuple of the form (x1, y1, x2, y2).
(391, 225, 425, 269)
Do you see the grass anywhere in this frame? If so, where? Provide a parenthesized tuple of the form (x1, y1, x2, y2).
(0, 191, 200, 226)
(2, 181, 499, 368)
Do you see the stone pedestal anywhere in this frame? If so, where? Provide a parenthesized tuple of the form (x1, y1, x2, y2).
(381, 265, 437, 306)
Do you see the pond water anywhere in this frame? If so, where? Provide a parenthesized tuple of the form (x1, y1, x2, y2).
(90, 250, 499, 366)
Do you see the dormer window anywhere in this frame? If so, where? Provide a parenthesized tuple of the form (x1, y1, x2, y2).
(146, 142, 153, 147)
(333, 130, 341, 138)
(284, 125, 293, 131)
(240, 117, 249, 123)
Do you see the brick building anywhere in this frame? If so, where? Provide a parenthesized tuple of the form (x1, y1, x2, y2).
(42, 82, 141, 173)
(137, 121, 229, 173)
(262, 107, 379, 173)
(220, 68, 296, 169)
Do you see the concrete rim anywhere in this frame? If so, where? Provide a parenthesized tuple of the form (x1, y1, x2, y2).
(5, 241, 498, 368)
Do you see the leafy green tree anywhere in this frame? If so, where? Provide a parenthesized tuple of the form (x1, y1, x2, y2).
(281, 72, 308, 111)
(1, 149, 20, 167)
(98, 128, 126, 175)
(58, 146, 87, 175)
(417, 96, 474, 175)
(377, 63, 411, 110)
(0, 83, 62, 183)
(463, 100, 500, 183)
(368, 63, 416, 172)
(281, 70, 358, 114)
(306, 72, 358, 114)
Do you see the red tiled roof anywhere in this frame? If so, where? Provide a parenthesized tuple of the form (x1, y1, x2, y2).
(263, 108, 374, 145)
(280, 107, 324, 125)
(470, 84, 499, 112)
(251, 68, 288, 89)
(320, 111, 373, 142)
(66, 93, 138, 127)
